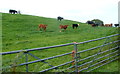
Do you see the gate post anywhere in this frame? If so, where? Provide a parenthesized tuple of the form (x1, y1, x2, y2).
(73, 42, 78, 72)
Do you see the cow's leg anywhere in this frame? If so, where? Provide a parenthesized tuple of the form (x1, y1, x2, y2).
(44, 28, 46, 32)
(64, 29, 66, 31)
(60, 19, 61, 21)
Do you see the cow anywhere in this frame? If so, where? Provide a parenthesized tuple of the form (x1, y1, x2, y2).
(104, 24, 113, 27)
(72, 24, 80, 29)
(9, 9, 17, 14)
(114, 24, 119, 27)
(38, 24, 47, 31)
(59, 25, 69, 32)
(86, 21, 94, 24)
(86, 21, 98, 27)
(57, 16, 64, 21)
(90, 24, 98, 27)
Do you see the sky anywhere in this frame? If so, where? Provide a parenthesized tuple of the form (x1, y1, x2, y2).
(0, 0, 120, 24)
(118, 1, 120, 24)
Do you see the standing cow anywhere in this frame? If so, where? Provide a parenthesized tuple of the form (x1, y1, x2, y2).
(59, 25, 68, 32)
(114, 24, 119, 27)
(9, 9, 17, 14)
(72, 24, 80, 29)
(38, 24, 47, 32)
(104, 23, 113, 27)
(86, 21, 94, 24)
(86, 21, 98, 27)
(57, 16, 64, 21)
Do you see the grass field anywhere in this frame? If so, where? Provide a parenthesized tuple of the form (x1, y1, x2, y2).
(2, 13, 119, 72)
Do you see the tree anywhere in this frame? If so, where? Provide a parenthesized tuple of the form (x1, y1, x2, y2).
(91, 19, 104, 26)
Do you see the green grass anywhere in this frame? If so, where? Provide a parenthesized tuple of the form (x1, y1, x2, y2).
(2, 13, 119, 72)
(93, 60, 119, 72)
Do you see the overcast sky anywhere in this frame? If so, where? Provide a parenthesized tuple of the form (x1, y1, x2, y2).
(0, 0, 120, 24)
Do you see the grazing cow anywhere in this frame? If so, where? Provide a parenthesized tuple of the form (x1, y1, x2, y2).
(72, 24, 80, 29)
(57, 16, 64, 21)
(38, 24, 47, 31)
(86, 21, 98, 27)
(104, 24, 113, 27)
(9, 9, 17, 14)
(114, 24, 119, 27)
(91, 24, 98, 27)
(59, 25, 68, 32)
(86, 21, 94, 24)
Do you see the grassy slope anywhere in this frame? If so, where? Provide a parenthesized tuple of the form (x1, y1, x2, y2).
(2, 13, 119, 72)
(2, 13, 83, 51)
(2, 13, 118, 51)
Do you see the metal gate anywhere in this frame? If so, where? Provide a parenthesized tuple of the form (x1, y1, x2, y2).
(1, 34, 120, 72)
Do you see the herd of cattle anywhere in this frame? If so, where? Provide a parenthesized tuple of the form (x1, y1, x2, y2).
(90, 23, 119, 27)
(8, 9, 119, 32)
(38, 23, 119, 32)
(38, 24, 80, 32)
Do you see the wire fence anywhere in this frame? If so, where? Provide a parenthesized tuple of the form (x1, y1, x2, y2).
(1, 34, 120, 72)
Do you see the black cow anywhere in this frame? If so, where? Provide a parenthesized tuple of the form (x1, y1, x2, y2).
(86, 21, 94, 24)
(114, 24, 119, 27)
(57, 16, 64, 21)
(72, 24, 79, 29)
(86, 21, 98, 27)
(9, 9, 17, 14)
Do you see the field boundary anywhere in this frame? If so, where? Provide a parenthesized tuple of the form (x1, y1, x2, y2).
(1, 34, 120, 72)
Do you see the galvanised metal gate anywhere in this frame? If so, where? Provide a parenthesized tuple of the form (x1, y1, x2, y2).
(1, 34, 120, 72)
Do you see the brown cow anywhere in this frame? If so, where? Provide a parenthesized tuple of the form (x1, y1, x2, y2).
(38, 24, 47, 31)
(104, 24, 113, 27)
(91, 24, 96, 27)
(59, 25, 69, 32)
